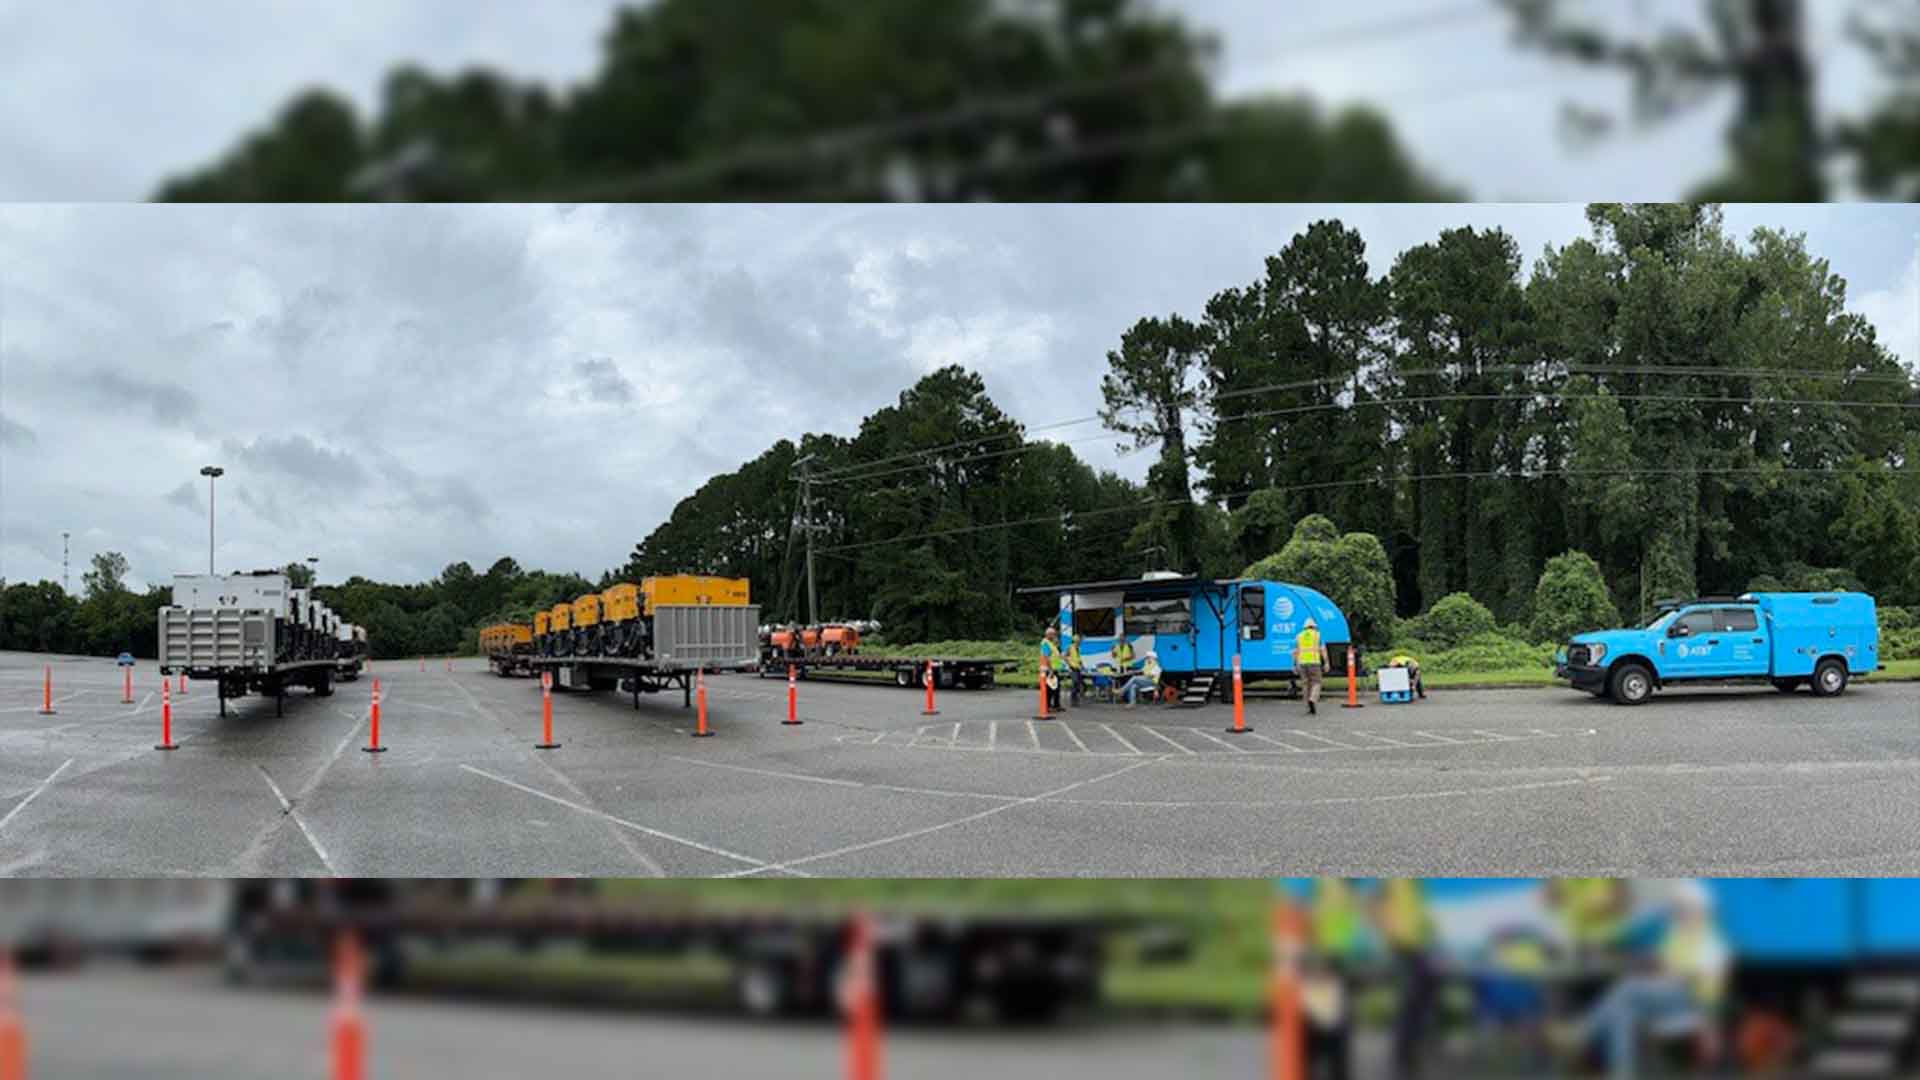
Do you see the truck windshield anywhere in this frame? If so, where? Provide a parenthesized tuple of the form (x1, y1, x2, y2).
(1641, 610, 1676, 631)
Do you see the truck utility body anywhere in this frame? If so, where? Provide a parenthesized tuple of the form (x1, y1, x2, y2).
(158, 571, 368, 717)
(1018, 574, 1355, 706)
(758, 650, 1015, 691)
(1556, 591, 1881, 705)
(225, 880, 1116, 1023)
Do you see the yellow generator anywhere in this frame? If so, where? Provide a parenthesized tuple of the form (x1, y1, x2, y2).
(572, 593, 603, 656)
(533, 610, 550, 655)
(549, 601, 574, 657)
(642, 575, 751, 614)
(601, 583, 642, 658)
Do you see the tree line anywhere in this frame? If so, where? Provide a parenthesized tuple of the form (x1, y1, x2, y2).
(5, 204, 1916, 659)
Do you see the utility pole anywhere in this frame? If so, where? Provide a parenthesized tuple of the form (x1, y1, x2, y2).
(791, 454, 821, 626)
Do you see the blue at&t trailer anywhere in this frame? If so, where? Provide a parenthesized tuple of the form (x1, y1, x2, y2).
(1017, 574, 1355, 705)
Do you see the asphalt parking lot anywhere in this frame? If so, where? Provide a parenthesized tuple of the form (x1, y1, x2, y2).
(12, 966, 1263, 1080)
(2, 649, 1918, 876)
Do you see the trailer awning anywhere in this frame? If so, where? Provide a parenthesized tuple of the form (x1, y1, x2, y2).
(1016, 575, 1205, 598)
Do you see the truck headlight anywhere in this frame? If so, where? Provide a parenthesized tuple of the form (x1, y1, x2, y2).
(1586, 644, 1606, 664)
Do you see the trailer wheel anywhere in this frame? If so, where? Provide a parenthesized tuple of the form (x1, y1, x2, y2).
(895, 668, 913, 688)
(1770, 678, 1802, 694)
(1608, 662, 1653, 706)
(737, 959, 793, 1018)
(314, 668, 334, 697)
(1810, 658, 1848, 698)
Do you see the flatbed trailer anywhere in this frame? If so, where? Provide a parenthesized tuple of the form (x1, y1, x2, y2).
(485, 648, 535, 678)
(160, 657, 340, 717)
(527, 655, 758, 709)
(760, 653, 1016, 690)
(223, 880, 1123, 1022)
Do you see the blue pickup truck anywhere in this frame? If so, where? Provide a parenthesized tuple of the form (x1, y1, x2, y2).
(1555, 591, 1880, 705)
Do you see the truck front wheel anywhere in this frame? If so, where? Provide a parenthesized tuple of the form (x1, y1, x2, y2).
(1810, 658, 1849, 698)
(1609, 663, 1653, 706)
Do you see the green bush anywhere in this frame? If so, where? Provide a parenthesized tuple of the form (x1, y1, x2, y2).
(1884, 628, 1920, 662)
(1879, 606, 1915, 632)
(1243, 515, 1397, 648)
(1529, 550, 1621, 644)
(1421, 631, 1555, 674)
(1421, 592, 1496, 650)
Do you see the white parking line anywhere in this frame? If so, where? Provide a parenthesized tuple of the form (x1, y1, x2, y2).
(1027, 720, 1039, 749)
(721, 756, 1165, 877)
(1350, 731, 1417, 747)
(1098, 723, 1142, 755)
(667, 756, 1020, 803)
(459, 764, 794, 875)
(1284, 729, 1360, 750)
(1244, 731, 1307, 752)
(949, 721, 961, 746)
(256, 766, 337, 875)
(1060, 723, 1091, 753)
(1190, 729, 1248, 753)
(988, 721, 998, 750)
(0, 759, 72, 837)
(1134, 726, 1197, 755)
(1413, 730, 1467, 744)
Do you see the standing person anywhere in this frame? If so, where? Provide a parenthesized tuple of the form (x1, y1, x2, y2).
(1295, 616, 1332, 716)
(1112, 633, 1136, 673)
(1039, 626, 1064, 712)
(1305, 878, 1368, 1080)
(1378, 878, 1438, 1080)
(1065, 630, 1085, 706)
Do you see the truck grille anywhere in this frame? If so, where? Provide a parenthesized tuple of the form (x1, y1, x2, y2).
(1566, 644, 1592, 667)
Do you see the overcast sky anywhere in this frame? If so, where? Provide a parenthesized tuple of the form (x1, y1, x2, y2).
(3, 202, 1917, 593)
(0, 1, 1896, 201)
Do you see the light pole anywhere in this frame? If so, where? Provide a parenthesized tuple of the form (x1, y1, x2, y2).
(199, 466, 224, 574)
(306, 556, 319, 588)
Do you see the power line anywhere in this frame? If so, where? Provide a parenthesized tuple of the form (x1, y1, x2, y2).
(814, 462, 1916, 557)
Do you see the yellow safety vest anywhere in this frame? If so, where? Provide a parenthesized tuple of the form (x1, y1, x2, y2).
(1113, 640, 1135, 668)
(1066, 641, 1082, 669)
(1380, 879, 1432, 949)
(1312, 879, 1363, 957)
(1559, 878, 1624, 949)
(1294, 627, 1322, 666)
(1662, 923, 1726, 1007)
(1041, 639, 1064, 671)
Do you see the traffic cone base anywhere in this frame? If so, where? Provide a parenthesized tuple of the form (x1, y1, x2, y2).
(361, 745, 387, 753)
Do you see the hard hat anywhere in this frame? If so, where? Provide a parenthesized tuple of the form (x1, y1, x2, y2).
(1671, 879, 1713, 913)
(1303, 616, 1317, 628)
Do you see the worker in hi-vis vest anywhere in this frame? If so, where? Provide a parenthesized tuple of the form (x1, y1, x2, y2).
(1039, 625, 1065, 711)
(1294, 616, 1332, 715)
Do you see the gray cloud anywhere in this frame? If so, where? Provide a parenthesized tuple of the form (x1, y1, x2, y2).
(163, 481, 203, 514)
(222, 433, 367, 492)
(0, 413, 34, 448)
(572, 357, 635, 404)
(83, 369, 198, 428)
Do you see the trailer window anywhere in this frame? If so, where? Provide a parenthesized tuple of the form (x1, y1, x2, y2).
(1125, 597, 1192, 635)
(1073, 607, 1117, 637)
(1717, 608, 1758, 632)
(1238, 587, 1265, 640)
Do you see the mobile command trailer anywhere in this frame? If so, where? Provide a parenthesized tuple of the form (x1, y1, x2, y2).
(1555, 591, 1882, 705)
(158, 571, 345, 716)
(529, 603, 762, 709)
(1277, 878, 1920, 1076)
(1017, 575, 1355, 705)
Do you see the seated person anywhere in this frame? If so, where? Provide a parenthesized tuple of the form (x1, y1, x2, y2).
(1117, 653, 1162, 708)
(1560, 883, 1728, 1078)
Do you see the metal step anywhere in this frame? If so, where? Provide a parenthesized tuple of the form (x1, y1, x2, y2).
(1177, 676, 1215, 706)
(1831, 1013, 1912, 1044)
(1811, 1047, 1899, 1078)
(1850, 978, 1920, 1009)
